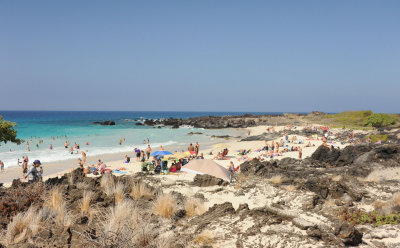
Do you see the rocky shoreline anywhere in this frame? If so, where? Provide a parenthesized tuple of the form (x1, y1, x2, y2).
(1, 143, 400, 247)
(135, 113, 307, 129)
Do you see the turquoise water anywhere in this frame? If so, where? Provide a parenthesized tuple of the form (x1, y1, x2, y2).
(0, 111, 283, 168)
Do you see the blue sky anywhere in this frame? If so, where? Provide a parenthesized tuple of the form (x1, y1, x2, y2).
(1, 1, 399, 113)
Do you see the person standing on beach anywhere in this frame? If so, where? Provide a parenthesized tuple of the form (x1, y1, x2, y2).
(298, 146, 302, 159)
(24, 160, 42, 183)
(146, 145, 151, 160)
(135, 148, 141, 161)
(140, 150, 146, 162)
(22, 156, 28, 177)
(0, 161, 4, 172)
(81, 151, 87, 164)
(195, 142, 200, 155)
(188, 143, 194, 152)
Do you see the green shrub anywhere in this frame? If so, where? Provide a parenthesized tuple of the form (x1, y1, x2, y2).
(363, 114, 396, 128)
(368, 134, 388, 143)
(339, 208, 400, 226)
(325, 111, 373, 128)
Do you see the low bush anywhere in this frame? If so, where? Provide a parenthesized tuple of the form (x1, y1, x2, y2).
(339, 208, 400, 226)
(363, 113, 396, 128)
(367, 134, 388, 143)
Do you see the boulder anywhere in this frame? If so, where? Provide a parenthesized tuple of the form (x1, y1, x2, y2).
(192, 174, 229, 187)
(91, 120, 115, 126)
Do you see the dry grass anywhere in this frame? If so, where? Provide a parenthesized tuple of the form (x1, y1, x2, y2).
(114, 182, 126, 204)
(1, 207, 42, 245)
(153, 193, 176, 218)
(54, 202, 74, 227)
(149, 236, 174, 248)
(44, 186, 74, 228)
(130, 181, 153, 200)
(373, 193, 400, 214)
(332, 175, 342, 182)
(184, 198, 205, 218)
(68, 173, 74, 185)
(105, 200, 135, 231)
(393, 193, 400, 207)
(76, 182, 90, 190)
(134, 225, 152, 247)
(270, 175, 283, 185)
(372, 200, 386, 210)
(46, 186, 63, 211)
(194, 231, 215, 246)
(80, 190, 94, 215)
(285, 185, 296, 191)
(100, 174, 115, 191)
(90, 199, 138, 246)
(325, 199, 336, 207)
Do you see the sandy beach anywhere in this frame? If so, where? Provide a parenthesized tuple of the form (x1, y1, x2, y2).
(1, 124, 352, 187)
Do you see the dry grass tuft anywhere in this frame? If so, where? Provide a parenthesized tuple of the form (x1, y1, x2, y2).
(372, 200, 386, 210)
(285, 185, 296, 191)
(130, 181, 153, 200)
(114, 182, 126, 204)
(332, 175, 342, 182)
(184, 198, 205, 218)
(78, 199, 140, 246)
(393, 193, 400, 207)
(105, 200, 135, 232)
(270, 175, 283, 185)
(1, 207, 42, 245)
(55, 202, 74, 227)
(68, 173, 74, 185)
(46, 186, 63, 211)
(153, 193, 176, 218)
(325, 199, 336, 207)
(194, 231, 215, 246)
(76, 182, 90, 190)
(134, 225, 152, 247)
(373, 193, 400, 214)
(80, 190, 94, 215)
(44, 186, 74, 228)
(100, 174, 115, 189)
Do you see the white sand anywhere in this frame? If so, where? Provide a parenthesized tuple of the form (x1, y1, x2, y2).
(1, 124, 351, 187)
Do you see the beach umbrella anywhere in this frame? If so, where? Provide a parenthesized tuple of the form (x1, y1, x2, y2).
(172, 152, 186, 159)
(151, 151, 173, 156)
(181, 159, 231, 181)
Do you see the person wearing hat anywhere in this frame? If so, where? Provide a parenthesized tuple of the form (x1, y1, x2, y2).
(24, 160, 43, 183)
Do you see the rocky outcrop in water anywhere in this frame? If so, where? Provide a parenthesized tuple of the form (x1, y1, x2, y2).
(140, 113, 306, 129)
(91, 120, 115, 125)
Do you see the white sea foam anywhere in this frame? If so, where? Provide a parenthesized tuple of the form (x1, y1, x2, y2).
(1, 140, 177, 169)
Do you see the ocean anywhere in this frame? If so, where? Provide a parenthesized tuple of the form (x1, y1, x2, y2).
(0, 111, 284, 168)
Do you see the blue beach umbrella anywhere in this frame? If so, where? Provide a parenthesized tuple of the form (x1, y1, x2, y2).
(151, 151, 173, 156)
